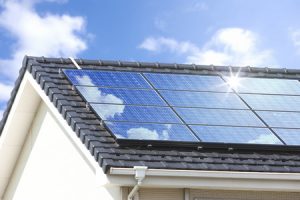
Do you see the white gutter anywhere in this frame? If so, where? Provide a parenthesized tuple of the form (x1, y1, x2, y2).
(110, 167, 300, 180)
(127, 166, 147, 200)
(109, 167, 300, 192)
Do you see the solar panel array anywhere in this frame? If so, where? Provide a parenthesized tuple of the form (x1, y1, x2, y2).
(64, 69, 300, 146)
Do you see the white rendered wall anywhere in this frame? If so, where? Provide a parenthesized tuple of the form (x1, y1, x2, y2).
(3, 103, 122, 200)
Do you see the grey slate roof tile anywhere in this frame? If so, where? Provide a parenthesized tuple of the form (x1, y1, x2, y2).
(2, 56, 300, 173)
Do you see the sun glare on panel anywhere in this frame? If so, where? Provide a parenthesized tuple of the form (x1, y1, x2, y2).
(227, 74, 241, 91)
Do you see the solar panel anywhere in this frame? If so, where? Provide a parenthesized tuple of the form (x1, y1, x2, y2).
(144, 73, 230, 92)
(64, 69, 151, 88)
(272, 128, 300, 145)
(77, 86, 166, 106)
(63, 69, 300, 148)
(160, 90, 248, 109)
(175, 108, 264, 126)
(190, 125, 282, 144)
(91, 104, 182, 123)
(227, 77, 300, 95)
(241, 94, 300, 111)
(256, 111, 300, 128)
(106, 122, 199, 142)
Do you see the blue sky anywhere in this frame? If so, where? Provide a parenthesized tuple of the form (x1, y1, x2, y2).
(1, 0, 300, 117)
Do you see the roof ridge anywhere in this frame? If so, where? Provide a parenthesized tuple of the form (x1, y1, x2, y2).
(28, 56, 300, 75)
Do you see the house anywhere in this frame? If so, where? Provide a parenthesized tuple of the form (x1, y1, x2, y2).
(1, 56, 300, 200)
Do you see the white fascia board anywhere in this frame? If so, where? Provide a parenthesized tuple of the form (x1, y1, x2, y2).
(0, 72, 41, 197)
(107, 168, 300, 192)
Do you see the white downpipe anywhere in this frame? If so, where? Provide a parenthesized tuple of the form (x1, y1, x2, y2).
(184, 188, 190, 200)
(127, 166, 148, 200)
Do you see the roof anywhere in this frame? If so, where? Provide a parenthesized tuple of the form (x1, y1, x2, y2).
(2, 56, 300, 173)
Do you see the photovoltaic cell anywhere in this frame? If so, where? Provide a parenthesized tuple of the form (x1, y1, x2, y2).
(106, 122, 199, 142)
(272, 128, 300, 145)
(175, 108, 265, 126)
(76, 86, 166, 106)
(190, 125, 282, 144)
(91, 104, 182, 123)
(160, 90, 248, 109)
(229, 77, 300, 95)
(63, 69, 151, 88)
(257, 111, 300, 128)
(241, 94, 300, 111)
(144, 73, 230, 92)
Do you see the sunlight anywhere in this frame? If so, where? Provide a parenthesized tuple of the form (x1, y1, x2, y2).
(227, 73, 241, 90)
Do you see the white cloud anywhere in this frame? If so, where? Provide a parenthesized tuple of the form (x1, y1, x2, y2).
(76, 75, 124, 105)
(0, 83, 13, 101)
(248, 134, 281, 144)
(154, 18, 167, 31)
(185, 1, 208, 12)
(126, 124, 173, 140)
(0, 110, 3, 120)
(127, 127, 159, 140)
(139, 28, 275, 67)
(138, 36, 198, 54)
(76, 75, 125, 119)
(0, 0, 87, 80)
(0, 82, 12, 120)
(95, 104, 124, 120)
(0, 0, 88, 115)
(290, 29, 300, 54)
